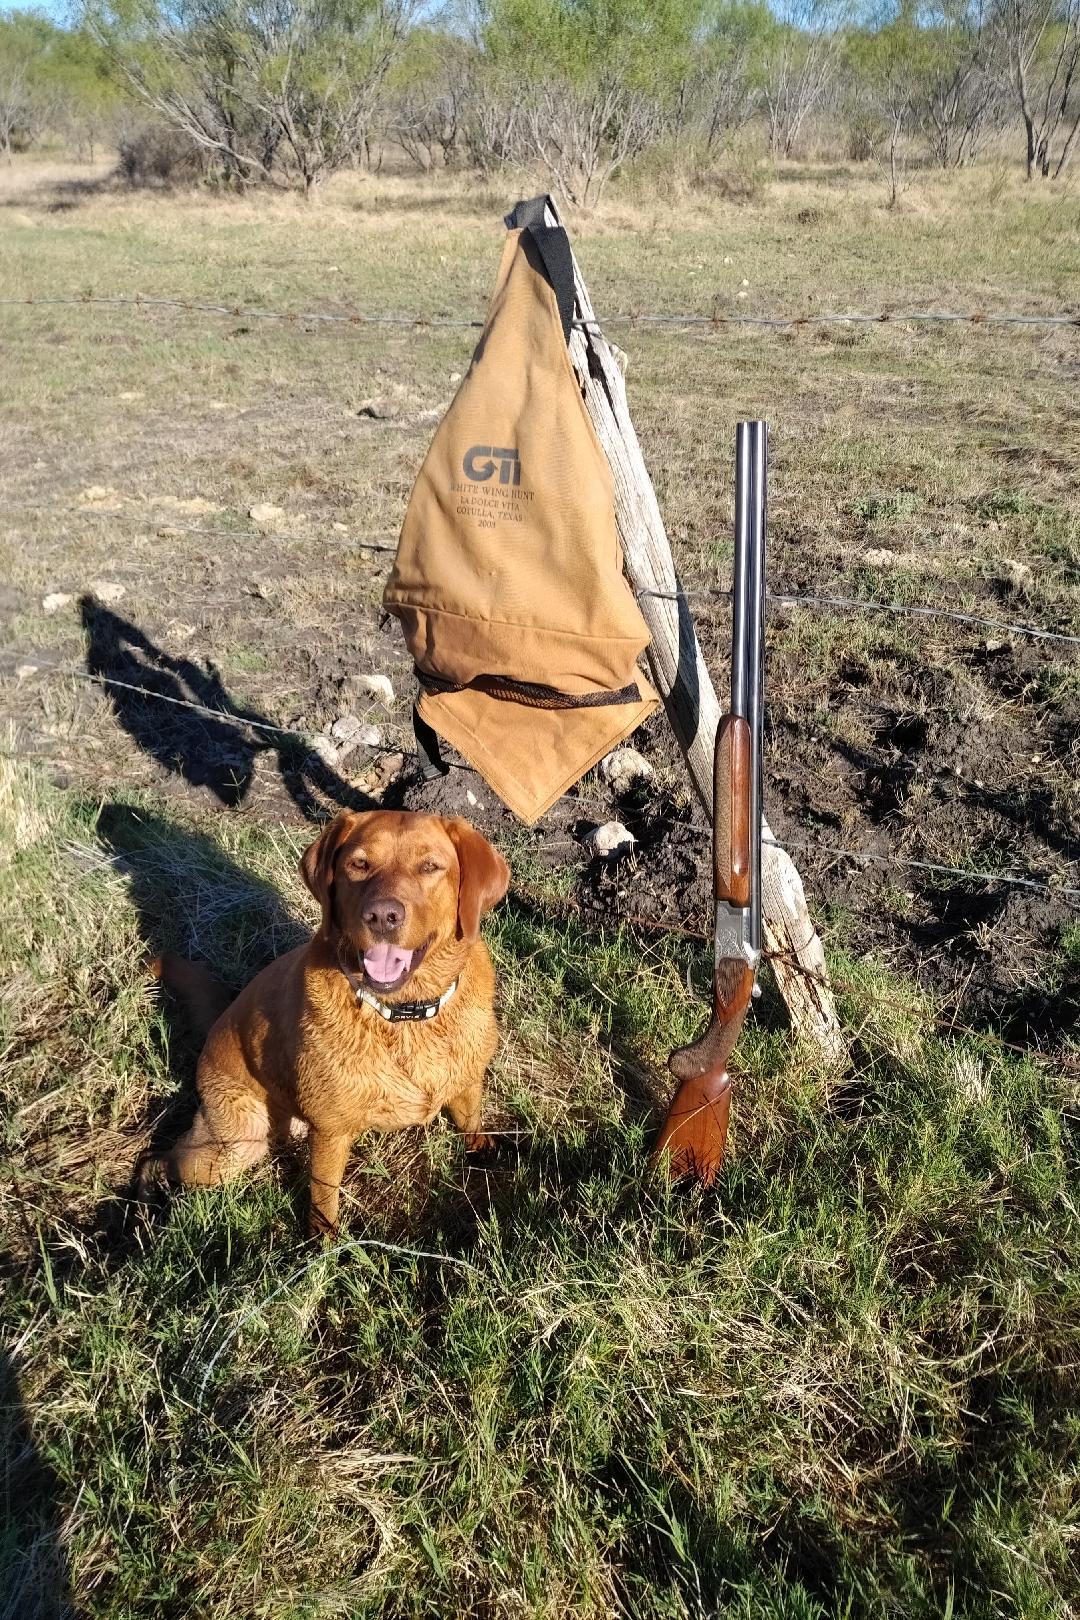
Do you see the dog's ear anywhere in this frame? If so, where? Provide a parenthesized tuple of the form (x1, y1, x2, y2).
(300, 813, 363, 936)
(444, 819, 510, 943)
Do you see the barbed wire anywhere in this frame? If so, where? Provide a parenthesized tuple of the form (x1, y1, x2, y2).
(762, 835, 1080, 902)
(768, 590, 1080, 647)
(17, 662, 1079, 904)
(635, 587, 1080, 649)
(4, 504, 1077, 649)
(6, 289, 1078, 907)
(1, 504, 399, 553)
(61, 666, 323, 744)
(3, 292, 1078, 334)
(600, 310, 1080, 331)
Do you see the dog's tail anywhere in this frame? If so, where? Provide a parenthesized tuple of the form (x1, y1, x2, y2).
(150, 952, 234, 1042)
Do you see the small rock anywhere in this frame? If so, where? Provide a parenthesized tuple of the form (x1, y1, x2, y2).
(583, 821, 636, 860)
(600, 746, 653, 796)
(42, 592, 73, 615)
(79, 484, 121, 506)
(466, 789, 479, 807)
(208, 401, 228, 411)
(449, 371, 462, 384)
(984, 637, 1008, 653)
(740, 278, 750, 287)
(90, 580, 126, 605)
(118, 390, 143, 402)
(329, 714, 381, 763)
(332, 522, 348, 533)
(863, 548, 897, 568)
(249, 502, 285, 526)
(999, 558, 1033, 595)
(330, 713, 362, 744)
(353, 673, 395, 704)
(309, 736, 339, 766)
(376, 751, 405, 781)
(15, 663, 38, 680)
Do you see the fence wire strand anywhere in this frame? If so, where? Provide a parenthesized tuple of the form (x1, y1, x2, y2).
(1, 504, 399, 553)
(19, 662, 1080, 905)
(635, 587, 1080, 649)
(4, 292, 1078, 334)
(3, 509, 1077, 650)
(762, 836, 1080, 902)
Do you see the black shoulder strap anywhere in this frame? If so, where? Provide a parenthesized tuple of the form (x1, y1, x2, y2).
(505, 195, 575, 346)
(412, 703, 448, 781)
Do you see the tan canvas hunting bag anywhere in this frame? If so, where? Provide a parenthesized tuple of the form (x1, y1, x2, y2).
(382, 196, 658, 824)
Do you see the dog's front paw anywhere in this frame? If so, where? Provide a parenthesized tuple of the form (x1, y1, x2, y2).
(463, 1131, 497, 1156)
(306, 1206, 340, 1243)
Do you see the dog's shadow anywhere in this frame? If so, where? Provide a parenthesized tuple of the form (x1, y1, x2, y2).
(80, 597, 386, 820)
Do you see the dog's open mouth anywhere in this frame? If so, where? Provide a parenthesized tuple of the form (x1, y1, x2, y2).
(360, 939, 429, 993)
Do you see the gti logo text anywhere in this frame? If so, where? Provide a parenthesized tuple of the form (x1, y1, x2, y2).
(463, 446, 521, 486)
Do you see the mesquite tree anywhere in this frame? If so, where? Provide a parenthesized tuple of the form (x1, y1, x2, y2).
(479, 0, 697, 205)
(86, 0, 417, 190)
(846, 13, 930, 203)
(920, 0, 1006, 166)
(995, 0, 1080, 175)
(693, 0, 772, 150)
(761, 0, 847, 156)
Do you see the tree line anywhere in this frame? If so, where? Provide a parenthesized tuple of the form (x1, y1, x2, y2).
(2, 0, 1078, 198)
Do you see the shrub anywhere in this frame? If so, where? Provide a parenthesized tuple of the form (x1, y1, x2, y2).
(116, 124, 207, 187)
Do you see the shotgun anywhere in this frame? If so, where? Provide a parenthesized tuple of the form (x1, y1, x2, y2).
(652, 420, 767, 1184)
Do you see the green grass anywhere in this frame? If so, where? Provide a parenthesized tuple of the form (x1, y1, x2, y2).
(2, 151, 1080, 1619)
(3, 763, 1079, 1619)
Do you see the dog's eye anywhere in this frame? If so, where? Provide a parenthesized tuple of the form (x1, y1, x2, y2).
(417, 859, 442, 876)
(346, 853, 369, 875)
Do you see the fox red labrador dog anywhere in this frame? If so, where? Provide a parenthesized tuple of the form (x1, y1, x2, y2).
(141, 810, 510, 1236)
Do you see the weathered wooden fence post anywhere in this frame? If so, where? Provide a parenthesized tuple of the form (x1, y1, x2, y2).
(536, 198, 848, 1068)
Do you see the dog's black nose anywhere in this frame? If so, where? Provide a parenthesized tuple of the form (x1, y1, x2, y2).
(363, 896, 405, 934)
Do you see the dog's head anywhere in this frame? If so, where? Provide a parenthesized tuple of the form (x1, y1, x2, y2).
(300, 811, 510, 995)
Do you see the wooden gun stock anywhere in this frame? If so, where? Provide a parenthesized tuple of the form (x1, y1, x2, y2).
(652, 716, 756, 1185)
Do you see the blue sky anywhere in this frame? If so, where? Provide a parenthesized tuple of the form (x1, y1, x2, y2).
(0, 0, 72, 16)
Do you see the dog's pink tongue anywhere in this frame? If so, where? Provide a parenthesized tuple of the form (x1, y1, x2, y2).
(363, 943, 413, 985)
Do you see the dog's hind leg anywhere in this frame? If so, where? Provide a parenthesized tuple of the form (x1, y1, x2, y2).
(140, 1078, 271, 1194)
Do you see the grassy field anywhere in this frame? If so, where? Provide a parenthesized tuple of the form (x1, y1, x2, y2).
(2, 152, 1080, 1618)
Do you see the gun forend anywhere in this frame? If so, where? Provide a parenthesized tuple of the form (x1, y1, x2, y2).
(713, 714, 751, 910)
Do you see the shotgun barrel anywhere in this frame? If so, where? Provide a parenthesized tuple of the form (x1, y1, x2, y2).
(741, 420, 767, 956)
